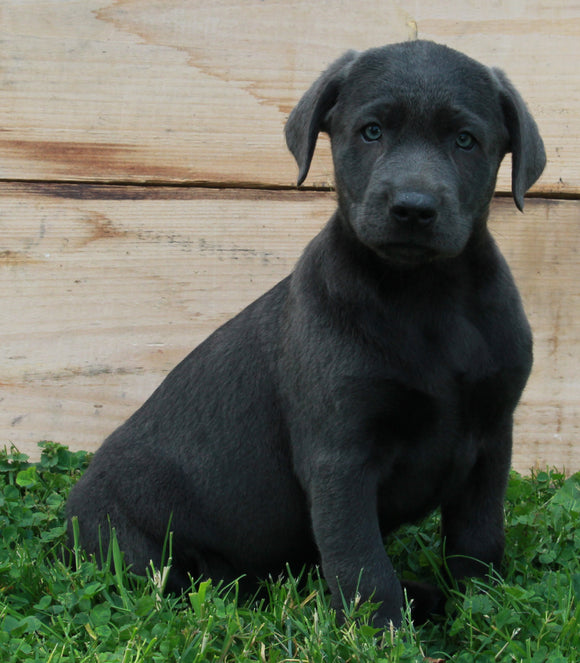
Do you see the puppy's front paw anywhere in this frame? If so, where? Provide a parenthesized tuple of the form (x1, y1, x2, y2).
(400, 580, 446, 624)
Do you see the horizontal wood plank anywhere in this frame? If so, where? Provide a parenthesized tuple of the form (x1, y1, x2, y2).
(1, 0, 578, 194)
(2, 183, 578, 473)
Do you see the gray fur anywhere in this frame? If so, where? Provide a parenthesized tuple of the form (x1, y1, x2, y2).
(67, 41, 545, 627)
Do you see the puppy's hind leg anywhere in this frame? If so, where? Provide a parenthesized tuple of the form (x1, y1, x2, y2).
(67, 507, 173, 584)
(190, 549, 257, 595)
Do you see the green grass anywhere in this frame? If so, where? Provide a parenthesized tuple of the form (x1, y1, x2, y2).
(0, 442, 579, 662)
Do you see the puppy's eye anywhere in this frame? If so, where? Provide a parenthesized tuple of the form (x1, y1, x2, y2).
(456, 132, 476, 150)
(361, 123, 383, 142)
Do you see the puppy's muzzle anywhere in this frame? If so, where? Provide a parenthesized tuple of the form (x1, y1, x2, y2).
(390, 191, 438, 228)
(371, 189, 441, 266)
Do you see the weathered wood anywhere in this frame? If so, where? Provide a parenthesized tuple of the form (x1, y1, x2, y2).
(2, 183, 578, 473)
(1, 1, 578, 473)
(1, 0, 578, 194)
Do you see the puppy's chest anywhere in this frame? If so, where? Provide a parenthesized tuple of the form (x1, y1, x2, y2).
(368, 368, 496, 442)
(362, 324, 500, 440)
(367, 377, 486, 525)
(363, 324, 502, 442)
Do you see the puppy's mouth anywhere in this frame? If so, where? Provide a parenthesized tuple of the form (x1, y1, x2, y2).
(375, 243, 440, 267)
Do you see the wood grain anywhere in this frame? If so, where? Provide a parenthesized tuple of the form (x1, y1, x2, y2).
(1, 1, 578, 472)
(2, 183, 578, 473)
(1, 0, 578, 194)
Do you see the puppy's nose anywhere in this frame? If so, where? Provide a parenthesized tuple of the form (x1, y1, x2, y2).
(390, 191, 437, 227)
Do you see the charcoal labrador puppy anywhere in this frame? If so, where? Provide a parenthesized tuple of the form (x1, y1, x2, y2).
(66, 40, 545, 627)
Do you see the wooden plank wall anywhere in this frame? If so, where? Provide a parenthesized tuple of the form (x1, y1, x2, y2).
(2, 1, 579, 473)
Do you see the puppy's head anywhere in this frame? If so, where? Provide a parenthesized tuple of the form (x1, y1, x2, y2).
(285, 41, 545, 267)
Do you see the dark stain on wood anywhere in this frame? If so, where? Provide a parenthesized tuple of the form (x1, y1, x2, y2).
(0, 138, 193, 183)
(0, 249, 41, 266)
(0, 181, 335, 203)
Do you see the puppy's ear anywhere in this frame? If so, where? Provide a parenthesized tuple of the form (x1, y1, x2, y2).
(492, 68, 546, 211)
(285, 50, 359, 186)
